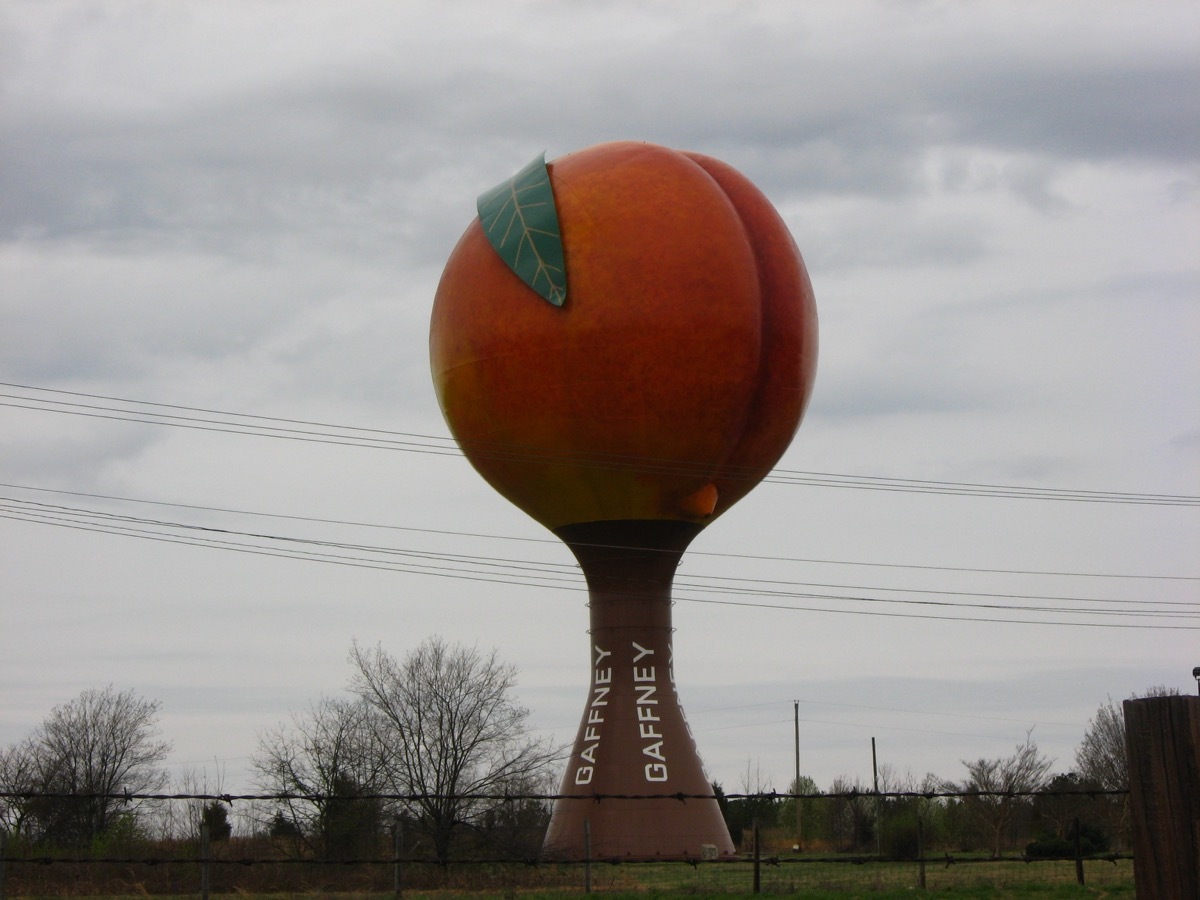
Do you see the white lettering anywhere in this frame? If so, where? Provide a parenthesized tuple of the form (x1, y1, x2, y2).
(630, 644, 668, 782)
(642, 741, 666, 761)
(633, 665, 656, 683)
(639, 722, 663, 740)
(581, 645, 609, 773)
(632, 642, 654, 663)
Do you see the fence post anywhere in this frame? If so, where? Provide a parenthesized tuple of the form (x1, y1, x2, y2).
(871, 737, 882, 860)
(1072, 817, 1084, 886)
(199, 821, 210, 900)
(916, 816, 925, 890)
(583, 819, 592, 894)
(793, 700, 802, 851)
(1, 827, 7, 900)
(1123, 695, 1200, 900)
(752, 818, 761, 894)
(393, 817, 403, 899)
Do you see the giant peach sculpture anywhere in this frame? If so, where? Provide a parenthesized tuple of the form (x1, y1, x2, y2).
(430, 141, 817, 858)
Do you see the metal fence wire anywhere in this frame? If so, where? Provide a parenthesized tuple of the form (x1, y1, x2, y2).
(0, 787, 1134, 897)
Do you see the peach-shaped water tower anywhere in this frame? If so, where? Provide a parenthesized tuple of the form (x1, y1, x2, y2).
(430, 141, 817, 858)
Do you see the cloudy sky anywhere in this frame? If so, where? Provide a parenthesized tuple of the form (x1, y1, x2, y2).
(2, 0, 1198, 803)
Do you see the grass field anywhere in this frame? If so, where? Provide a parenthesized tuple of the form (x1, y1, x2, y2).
(581, 856, 1135, 896)
(0, 887, 1138, 900)
(1, 854, 1136, 898)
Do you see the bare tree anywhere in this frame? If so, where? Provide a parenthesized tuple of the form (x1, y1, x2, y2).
(348, 637, 560, 862)
(15, 686, 170, 847)
(1074, 685, 1180, 849)
(871, 767, 943, 858)
(154, 762, 231, 841)
(827, 775, 875, 852)
(1076, 686, 1180, 792)
(253, 695, 387, 859)
(1075, 697, 1127, 792)
(722, 759, 780, 849)
(950, 731, 1053, 857)
(0, 738, 38, 838)
(469, 769, 556, 857)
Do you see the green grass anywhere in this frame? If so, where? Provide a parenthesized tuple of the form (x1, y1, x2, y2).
(575, 856, 1133, 896)
(2, 855, 1135, 897)
(3, 891, 1136, 900)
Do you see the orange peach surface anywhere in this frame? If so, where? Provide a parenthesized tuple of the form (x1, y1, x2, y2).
(430, 141, 817, 531)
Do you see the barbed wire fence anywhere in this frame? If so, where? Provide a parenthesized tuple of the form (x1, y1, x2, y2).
(0, 786, 1134, 897)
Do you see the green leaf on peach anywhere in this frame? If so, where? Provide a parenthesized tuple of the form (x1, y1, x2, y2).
(476, 154, 567, 307)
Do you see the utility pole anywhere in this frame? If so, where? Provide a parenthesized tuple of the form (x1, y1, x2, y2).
(872, 737, 882, 859)
(793, 700, 802, 851)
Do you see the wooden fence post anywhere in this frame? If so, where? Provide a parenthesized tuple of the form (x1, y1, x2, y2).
(1123, 695, 1199, 899)
(1, 827, 7, 900)
(199, 821, 210, 900)
(751, 819, 761, 894)
(916, 816, 925, 889)
(1072, 817, 1084, 886)
(393, 817, 403, 899)
(583, 819, 592, 894)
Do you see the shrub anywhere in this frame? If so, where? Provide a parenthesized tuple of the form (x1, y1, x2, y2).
(880, 813, 921, 859)
(1025, 833, 1101, 858)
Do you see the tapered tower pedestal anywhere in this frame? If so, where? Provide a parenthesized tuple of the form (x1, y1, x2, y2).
(542, 520, 735, 859)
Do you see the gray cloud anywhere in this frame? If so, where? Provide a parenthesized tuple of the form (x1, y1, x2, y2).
(936, 62, 1199, 165)
(1, 1, 1196, 797)
(4, 2, 1195, 266)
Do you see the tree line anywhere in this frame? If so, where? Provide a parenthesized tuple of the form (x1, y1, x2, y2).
(0, 640, 1179, 861)
(0, 637, 560, 861)
(718, 686, 1178, 859)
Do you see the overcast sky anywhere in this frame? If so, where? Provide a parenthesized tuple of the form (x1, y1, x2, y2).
(2, 0, 1198, 804)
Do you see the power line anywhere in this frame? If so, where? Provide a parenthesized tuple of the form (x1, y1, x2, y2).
(3, 385, 1196, 628)
(4, 496, 1195, 630)
(0, 395, 457, 454)
(3, 481, 1196, 582)
(692, 696, 1081, 730)
(679, 593, 1200, 630)
(3, 382, 1197, 506)
(676, 572, 1200, 612)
